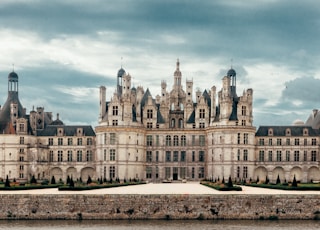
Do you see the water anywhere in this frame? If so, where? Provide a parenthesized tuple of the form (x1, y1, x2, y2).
(0, 220, 319, 230)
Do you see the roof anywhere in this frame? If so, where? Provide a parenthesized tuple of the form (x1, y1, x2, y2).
(36, 125, 95, 136)
(255, 126, 319, 137)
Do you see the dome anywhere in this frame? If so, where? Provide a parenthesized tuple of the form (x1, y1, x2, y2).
(117, 68, 125, 78)
(292, 119, 305, 126)
(227, 68, 236, 77)
(8, 71, 18, 81)
(50, 119, 64, 126)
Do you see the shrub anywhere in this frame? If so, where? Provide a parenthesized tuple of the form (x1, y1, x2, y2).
(5, 175, 10, 187)
(51, 175, 56, 184)
(30, 175, 37, 184)
(292, 175, 298, 187)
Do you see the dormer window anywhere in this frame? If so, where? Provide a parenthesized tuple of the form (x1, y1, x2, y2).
(268, 128, 273, 136)
(303, 128, 309, 136)
(77, 128, 83, 136)
(57, 128, 64, 136)
(285, 128, 291, 136)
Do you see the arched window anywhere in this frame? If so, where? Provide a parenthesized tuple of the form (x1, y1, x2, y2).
(171, 118, 175, 128)
(179, 118, 183, 128)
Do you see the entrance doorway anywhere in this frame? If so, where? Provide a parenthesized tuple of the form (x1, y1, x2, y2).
(173, 167, 178, 180)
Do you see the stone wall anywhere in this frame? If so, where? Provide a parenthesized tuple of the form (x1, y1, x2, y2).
(0, 194, 319, 220)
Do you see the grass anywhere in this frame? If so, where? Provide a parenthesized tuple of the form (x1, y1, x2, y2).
(200, 181, 242, 191)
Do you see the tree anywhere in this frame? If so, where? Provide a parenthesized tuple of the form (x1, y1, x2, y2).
(276, 174, 281, 184)
(87, 175, 92, 184)
(256, 176, 259, 183)
(292, 174, 298, 187)
(30, 175, 37, 184)
(265, 176, 269, 184)
(66, 175, 71, 185)
(51, 175, 56, 184)
(69, 177, 74, 187)
(227, 176, 233, 188)
(5, 175, 10, 187)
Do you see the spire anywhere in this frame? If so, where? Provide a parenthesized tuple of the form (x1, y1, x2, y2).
(176, 58, 180, 71)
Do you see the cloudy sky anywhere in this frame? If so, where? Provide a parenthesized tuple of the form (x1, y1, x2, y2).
(0, 0, 319, 128)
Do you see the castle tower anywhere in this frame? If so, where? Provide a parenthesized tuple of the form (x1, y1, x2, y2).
(117, 67, 125, 98)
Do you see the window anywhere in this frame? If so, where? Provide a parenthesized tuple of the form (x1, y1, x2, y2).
(243, 166, 248, 178)
(112, 106, 118, 116)
(243, 133, 248, 144)
(77, 150, 82, 162)
(286, 151, 290, 161)
(156, 151, 159, 162)
(286, 138, 290, 146)
(199, 122, 205, 128)
(147, 109, 153, 119)
(77, 138, 82, 146)
(237, 149, 240, 161)
(165, 167, 171, 179)
(199, 135, 205, 146)
(276, 151, 282, 162)
(192, 135, 196, 145)
(303, 151, 307, 161)
(110, 133, 116, 145)
(259, 138, 264, 146)
(173, 135, 179, 146)
(269, 139, 272, 146)
(166, 151, 171, 162)
(295, 139, 299, 146)
(238, 133, 241, 144)
(104, 133, 107, 144)
(243, 149, 248, 161)
(67, 150, 72, 162)
(147, 122, 153, 129)
(58, 138, 63, 146)
(166, 135, 171, 146)
(49, 151, 54, 162)
(19, 156, 24, 162)
(147, 135, 153, 146)
(110, 149, 116, 161)
(179, 118, 183, 128)
(103, 149, 107, 161)
(311, 151, 317, 161)
(146, 167, 152, 179)
(199, 109, 205, 119)
(173, 151, 178, 161)
(304, 139, 307, 146)
(198, 167, 205, 178)
(86, 150, 93, 161)
(242, 106, 246, 116)
(112, 120, 118, 126)
(68, 138, 73, 146)
(277, 139, 282, 146)
(58, 151, 63, 162)
(19, 124, 24, 132)
(156, 135, 159, 146)
(192, 151, 195, 162)
(259, 150, 264, 162)
(312, 138, 317, 146)
(20, 137, 24, 145)
(181, 135, 186, 146)
(242, 120, 246, 126)
(199, 151, 205, 162)
(294, 151, 299, 161)
(181, 151, 186, 161)
(87, 138, 93, 146)
(146, 151, 152, 162)
(268, 151, 273, 162)
(171, 119, 175, 128)
(156, 166, 159, 178)
(109, 166, 115, 178)
(191, 167, 195, 179)
(48, 138, 53, 146)
(237, 166, 240, 178)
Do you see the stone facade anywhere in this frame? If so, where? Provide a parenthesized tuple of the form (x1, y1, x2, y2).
(0, 194, 319, 220)
(0, 60, 319, 184)
(0, 72, 96, 183)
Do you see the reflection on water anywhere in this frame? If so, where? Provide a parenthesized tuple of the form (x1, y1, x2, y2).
(0, 220, 319, 230)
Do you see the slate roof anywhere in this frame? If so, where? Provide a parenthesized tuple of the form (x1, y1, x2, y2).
(255, 126, 319, 137)
(37, 125, 95, 136)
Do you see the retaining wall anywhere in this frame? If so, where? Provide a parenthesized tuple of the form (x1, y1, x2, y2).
(0, 194, 319, 220)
